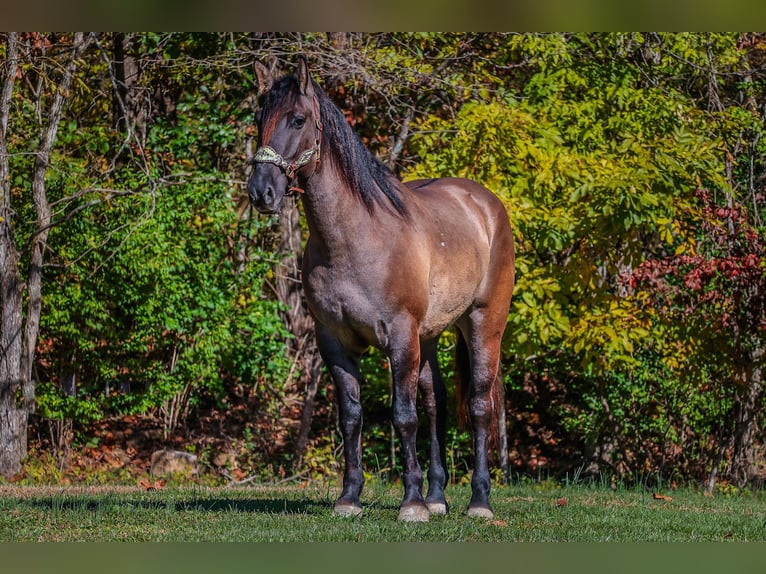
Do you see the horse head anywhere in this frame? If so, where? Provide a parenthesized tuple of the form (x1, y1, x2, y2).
(247, 57, 322, 214)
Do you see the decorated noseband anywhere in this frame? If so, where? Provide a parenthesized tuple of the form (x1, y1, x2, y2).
(252, 144, 319, 181)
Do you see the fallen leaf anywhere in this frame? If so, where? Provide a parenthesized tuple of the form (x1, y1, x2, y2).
(556, 498, 568, 507)
(652, 493, 673, 501)
(139, 478, 166, 491)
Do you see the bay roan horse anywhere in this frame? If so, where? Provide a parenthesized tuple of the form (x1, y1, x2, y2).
(247, 58, 515, 522)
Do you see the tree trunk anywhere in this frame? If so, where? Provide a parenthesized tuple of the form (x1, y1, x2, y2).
(0, 32, 91, 477)
(273, 198, 324, 467)
(0, 32, 24, 478)
(730, 352, 763, 487)
(0, 235, 25, 476)
(111, 33, 146, 142)
(0, 404, 27, 477)
(0, 255, 26, 476)
(498, 380, 509, 483)
(294, 350, 323, 466)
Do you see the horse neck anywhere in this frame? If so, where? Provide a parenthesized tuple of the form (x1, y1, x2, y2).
(300, 155, 375, 257)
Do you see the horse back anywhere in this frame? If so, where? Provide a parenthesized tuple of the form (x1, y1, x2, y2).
(404, 177, 515, 337)
(404, 177, 513, 271)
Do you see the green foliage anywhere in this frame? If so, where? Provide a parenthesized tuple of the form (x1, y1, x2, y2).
(407, 32, 760, 482)
(7, 32, 765, 487)
(41, 172, 291, 423)
(407, 37, 723, 372)
(36, 33, 291, 438)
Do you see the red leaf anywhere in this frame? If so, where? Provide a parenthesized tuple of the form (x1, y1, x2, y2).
(139, 478, 166, 491)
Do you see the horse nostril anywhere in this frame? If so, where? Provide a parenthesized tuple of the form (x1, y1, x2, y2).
(248, 180, 273, 206)
(247, 179, 259, 203)
(247, 168, 282, 213)
(263, 184, 275, 204)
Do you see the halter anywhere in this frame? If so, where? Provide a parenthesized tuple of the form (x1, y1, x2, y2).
(252, 95, 323, 195)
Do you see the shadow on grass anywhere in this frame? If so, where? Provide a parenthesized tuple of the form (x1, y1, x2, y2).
(12, 495, 334, 515)
(174, 497, 333, 514)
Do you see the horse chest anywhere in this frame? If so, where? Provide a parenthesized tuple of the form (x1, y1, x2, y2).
(302, 262, 387, 344)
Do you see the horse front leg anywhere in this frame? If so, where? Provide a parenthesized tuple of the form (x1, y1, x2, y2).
(389, 323, 430, 522)
(317, 328, 364, 517)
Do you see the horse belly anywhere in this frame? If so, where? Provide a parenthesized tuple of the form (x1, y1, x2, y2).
(420, 253, 487, 340)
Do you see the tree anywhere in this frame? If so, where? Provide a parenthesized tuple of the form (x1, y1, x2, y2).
(627, 33, 766, 489)
(1, 32, 92, 477)
(35, 33, 293, 467)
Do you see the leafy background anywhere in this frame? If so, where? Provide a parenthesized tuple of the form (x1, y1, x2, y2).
(2, 32, 765, 492)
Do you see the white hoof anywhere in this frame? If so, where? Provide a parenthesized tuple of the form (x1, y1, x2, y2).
(334, 502, 363, 517)
(426, 501, 448, 516)
(398, 505, 430, 522)
(466, 506, 494, 519)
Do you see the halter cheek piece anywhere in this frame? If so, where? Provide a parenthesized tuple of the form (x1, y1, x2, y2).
(252, 96, 323, 196)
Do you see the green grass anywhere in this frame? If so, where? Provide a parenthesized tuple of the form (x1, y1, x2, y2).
(1, 481, 765, 542)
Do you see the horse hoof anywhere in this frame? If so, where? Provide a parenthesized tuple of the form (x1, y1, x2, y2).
(334, 502, 363, 517)
(398, 505, 430, 522)
(466, 506, 494, 519)
(426, 501, 448, 516)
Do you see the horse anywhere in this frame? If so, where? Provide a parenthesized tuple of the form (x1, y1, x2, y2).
(247, 57, 515, 522)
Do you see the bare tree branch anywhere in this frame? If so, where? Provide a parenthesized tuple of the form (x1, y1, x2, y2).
(387, 107, 413, 169)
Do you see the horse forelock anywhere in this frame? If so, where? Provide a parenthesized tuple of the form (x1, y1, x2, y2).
(259, 76, 300, 146)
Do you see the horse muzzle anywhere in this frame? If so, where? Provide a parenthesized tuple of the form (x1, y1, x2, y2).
(247, 169, 286, 214)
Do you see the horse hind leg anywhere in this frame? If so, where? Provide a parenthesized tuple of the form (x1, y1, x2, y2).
(419, 340, 449, 516)
(457, 316, 505, 520)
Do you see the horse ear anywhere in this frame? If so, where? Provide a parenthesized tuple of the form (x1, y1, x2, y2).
(254, 61, 273, 95)
(297, 56, 314, 97)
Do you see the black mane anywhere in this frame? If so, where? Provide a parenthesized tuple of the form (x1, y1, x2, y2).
(314, 82, 408, 217)
(264, 75, 408, 218)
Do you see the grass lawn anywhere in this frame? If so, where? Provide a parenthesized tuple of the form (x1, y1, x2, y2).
(1, 480, 765, 542)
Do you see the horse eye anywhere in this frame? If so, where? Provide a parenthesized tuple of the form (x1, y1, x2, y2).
(291, 116, 306, 129)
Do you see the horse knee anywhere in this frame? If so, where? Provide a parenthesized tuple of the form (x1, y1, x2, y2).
(393, 407, 418, 436)
(341, 415, 362, 438)
(469, 394, 492, 422)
